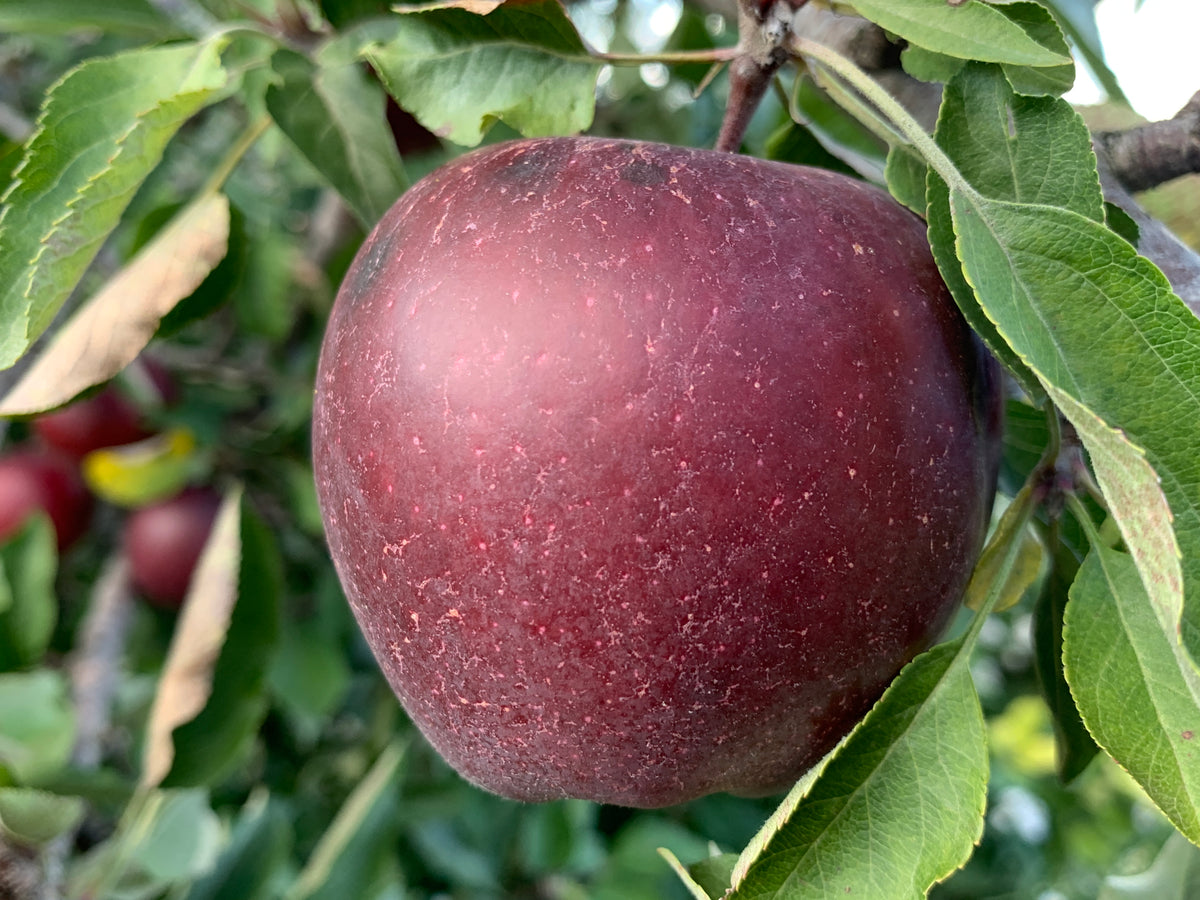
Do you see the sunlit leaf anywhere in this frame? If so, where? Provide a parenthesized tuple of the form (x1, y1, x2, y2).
(0, 787, 84, 846)
(0, 0, 177, 36)
(849, 0, 1069, 67)
(363, 0, 600, 146)
(0, 194, 229, 416)
(0, 670, 75, 786)
(0, 39, 229, 369)
(1064, 540, 1200, 842)
(728, 639, 987, 898)
(267, 50, 408, 229)
(951, 197, 1192, 654)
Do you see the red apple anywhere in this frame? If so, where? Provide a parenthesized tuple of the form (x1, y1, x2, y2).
(123, 487, 221, 608)
(0, 449, 92, 551)
(33, 358, 175, 459)
(312, 137, 1003, 807)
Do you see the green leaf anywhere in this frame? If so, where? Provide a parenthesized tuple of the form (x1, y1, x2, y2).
(995, 1, 1075, 96)
(267, 48, 408, 229)
(1063, 539, 1200, 843)
(0, 787, 84, 846)
(924, 64, 1101, 399)
(285, 740, 406, 900)
(998, 398, 1050, 496)
(848, 0, 1070, 67)
(690, 853, 738, 898)
(0, 0, 177, 36)
(0, 38, 229, 369)
(135, 791, 224, 882)
(183, 790, 293, 900)
(1100, 832, 1200, 899)
(927, 65, 1099, 398)
(0, 513, 58, 670)
(884, 145, 928, 215)
(728, 639, 987, 898)
(934, 65, 1102, 221)
(1033, 524, 1099, 782)
(0, 195, 230, 417)
(964, 484, 1045, 613)
(234, 231, 300, 339)
(900, 45, 964, 84)
(659, 848, 719, 900)
(949, 195, 1196, 658)
(163, 502, 282, 788)
(788, 75, 887, 183)
(0, 670, 75, 785)
(764, 121, 858, 179)
(70, 789, 224, 896)
(1105, 200, 1141, 249)
(362, 0, 600, 146)
(268, 616, 351, 743)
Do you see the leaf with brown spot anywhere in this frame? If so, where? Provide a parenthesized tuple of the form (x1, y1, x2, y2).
(0, 193, 229, 418)
(141, 487, 242, 789)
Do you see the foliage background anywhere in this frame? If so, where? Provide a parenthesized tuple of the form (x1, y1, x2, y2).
(0, 0, 1198, 897)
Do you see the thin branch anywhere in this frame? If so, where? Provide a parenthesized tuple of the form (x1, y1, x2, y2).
(1094, 90, 1200, 192)
(715, 0, 800, 152)
(37, 555, 136, 900)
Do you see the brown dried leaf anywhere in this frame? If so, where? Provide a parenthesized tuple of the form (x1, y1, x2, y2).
(140, 487, 242, 789)
(392, 0, 504, 13)
(0, 193, 229, 417)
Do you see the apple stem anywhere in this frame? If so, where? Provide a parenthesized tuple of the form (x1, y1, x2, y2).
(714, 0, 800, 153)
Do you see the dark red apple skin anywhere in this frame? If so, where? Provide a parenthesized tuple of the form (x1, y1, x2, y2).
(32, 357, 175, 459)
(0, 450, 92, 551)
(313, 138, 1002, 807)
(124, 487, 221, 609)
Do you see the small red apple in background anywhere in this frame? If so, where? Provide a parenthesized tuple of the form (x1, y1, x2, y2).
(32, 357, 176, 459)
(313, 137, 1003, 807)
(123, 487, 221, 609)
(0, 449, 93, 551)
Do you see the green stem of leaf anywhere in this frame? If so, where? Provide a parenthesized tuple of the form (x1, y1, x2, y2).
(790, 37, 975, 199)
(962, 477, 1040, 646)
(1065, 493, 1104, 548)
(595, 47, 740, 66)
(69, 787, 162, 900)
(198, 113, 271, 197)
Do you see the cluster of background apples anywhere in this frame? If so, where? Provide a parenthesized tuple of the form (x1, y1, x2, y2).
(0, 357, 220, 609)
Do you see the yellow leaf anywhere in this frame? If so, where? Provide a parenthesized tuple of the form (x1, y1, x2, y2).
(82, 428, 201, 508)
(393, 0, 504, 13)
(0, 194, 229, 417)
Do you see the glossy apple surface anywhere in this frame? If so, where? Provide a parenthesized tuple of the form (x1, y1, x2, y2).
(313, 137, 1002, 807)
(124, 487, 221, 608)
(0, 450, 92, 551)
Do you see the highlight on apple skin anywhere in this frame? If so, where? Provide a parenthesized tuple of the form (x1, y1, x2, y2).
(312, 137, 1003, 808)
